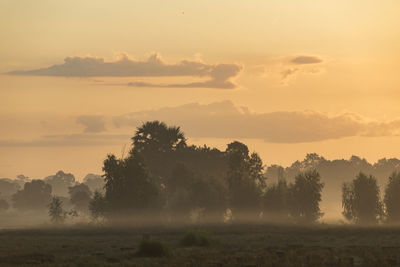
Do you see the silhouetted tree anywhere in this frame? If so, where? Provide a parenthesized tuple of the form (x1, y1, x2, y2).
(263, 153, 400, 219)
(384, 172, 400, 223)
(132, 120, 186, 153)
(69, 183, 92, 212)
(226, 141, 265, 221)
(12, 180, 52, 211)
(0, 199, 9, 211)
(166, 163, 195, 222)
(289, 170, 324, 223)
(0, 178, 20, 196)
(103, 151, 163, 220)
(44, 170, 76, 196)
(48, 196, 65, 224)
(263, 179, 289, 221)
(89, 191, 108, 223)
(191, 177, 227, 222)
(342, 172, 383, 224)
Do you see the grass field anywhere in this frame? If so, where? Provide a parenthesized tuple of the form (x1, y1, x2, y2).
(1, 224, 400, 266)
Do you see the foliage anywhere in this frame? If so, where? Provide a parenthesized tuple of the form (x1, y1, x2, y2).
(226, 141, 265, 221)
(48, 197, 66, 224)
(263, 179, 289, 220)
(135, 239, 171, 257)
(12, 180, 52, 211)
(289, 170, 324, 223)
(342, 172, 383, 224)
(0, 179, 20, 197)
(180, 230, 213, 247)
(69, 183, 92, 212)
(103, 151, 162, 217)
(132, 120, 186, 153)
(384, 172, 400, 223)
(191, 177, 227, 222)
(48, 196, 78, 224)
(89, 191, 108, 222)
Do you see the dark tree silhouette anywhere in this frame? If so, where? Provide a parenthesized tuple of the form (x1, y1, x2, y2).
(263, 179, 290, 221)
(89, 191, 108, 223)
(384, 172, 400, 223)
(0, 178, 20, 197)
(289, 170, 324, 223)
(132, 120, 186, 153)
(164, 162, 227, 223)
(264, 153, 400, 216)
(166, 163, 196, 222)
(191, 177, 227, 223)
(226, 141, 265, 221)
(342, 172, 383, 224)
(12, 180, 52, 211)
(103, 151, 163, 220)
(48, 196, 65, 224)
(69, 183, 92, 212)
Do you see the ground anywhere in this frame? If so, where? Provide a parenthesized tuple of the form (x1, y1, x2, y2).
(0, 224, 400, 266)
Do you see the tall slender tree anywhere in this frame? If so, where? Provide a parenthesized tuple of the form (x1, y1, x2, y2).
(289, 170, 324, 223)
(384, 172, 400, 223)
(226, 141, 265, 221)
(342, 172, 383, 224)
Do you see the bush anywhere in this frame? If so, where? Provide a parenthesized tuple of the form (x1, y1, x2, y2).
(135, 239, 171, 257)
(180, 230, 213, 247)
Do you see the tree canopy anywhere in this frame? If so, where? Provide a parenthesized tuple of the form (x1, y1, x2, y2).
(342, 172, 383, 224)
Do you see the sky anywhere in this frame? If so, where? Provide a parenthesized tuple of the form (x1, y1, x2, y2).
(1, 0, 400, 180)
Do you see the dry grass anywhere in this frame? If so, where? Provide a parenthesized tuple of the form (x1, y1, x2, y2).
(0, 224, 400, 266)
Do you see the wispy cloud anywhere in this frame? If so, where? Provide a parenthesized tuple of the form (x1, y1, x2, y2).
(7, 53, 242, 89)
(113, 101, 400, 143)
(280, 55, 324, 83)
(2, 101, 400, 147)
(290, 55, 323, 65)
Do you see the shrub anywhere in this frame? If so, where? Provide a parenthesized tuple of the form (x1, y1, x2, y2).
(135, 239, 171, 257)
(180, 230, 213, 247)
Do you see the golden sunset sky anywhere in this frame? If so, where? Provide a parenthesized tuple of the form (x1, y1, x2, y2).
(1, 0, 400, 180)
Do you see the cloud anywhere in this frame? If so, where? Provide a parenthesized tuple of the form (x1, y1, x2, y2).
(3, 101, 400, 147)
(76, 115, 106, 133)
(275, 55, 324, 84)
(8, 53, 242, 89)
(113, 100, 400, 143)
(281, 68, 299, 82)
(127, 64, 241, 89)
(291, 55, 323, 65)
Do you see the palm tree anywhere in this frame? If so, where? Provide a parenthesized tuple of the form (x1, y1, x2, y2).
(132, 121, 186, 153)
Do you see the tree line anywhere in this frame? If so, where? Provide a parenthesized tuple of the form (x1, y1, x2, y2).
(0, 172, 104, 215)
(1, 121, 400, 226)
(91, 121, 326, 224)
